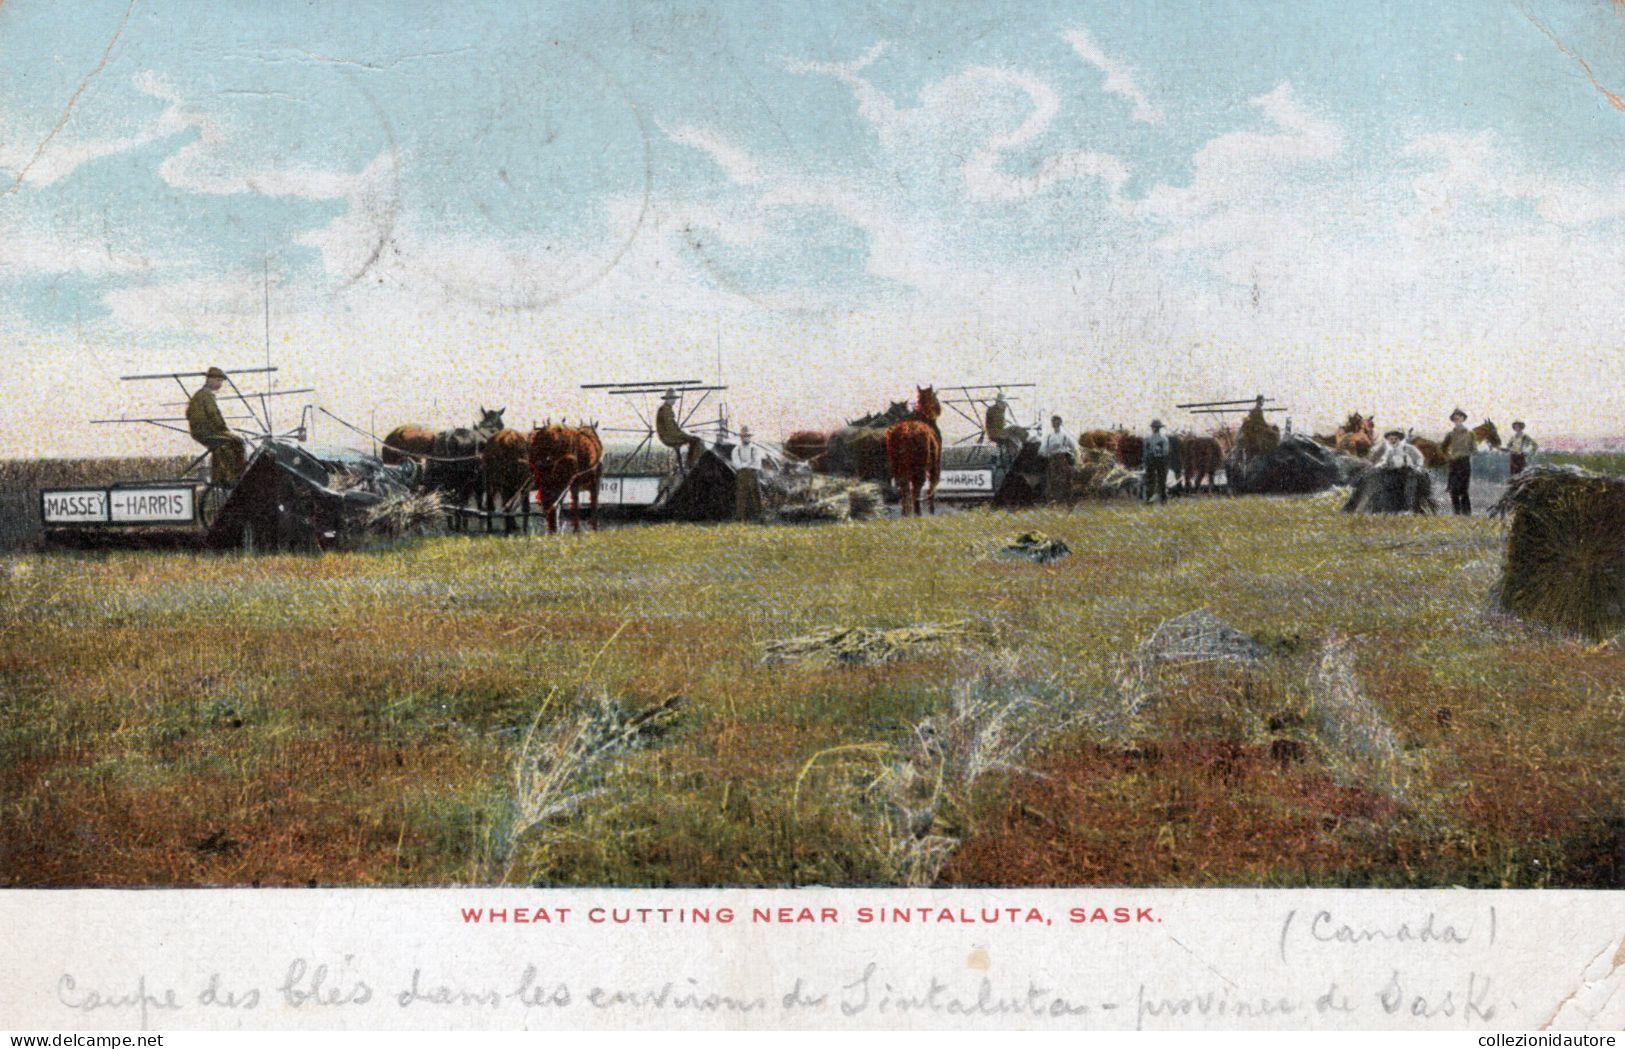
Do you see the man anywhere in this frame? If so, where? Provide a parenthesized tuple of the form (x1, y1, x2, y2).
(730, 425, 771, 522)
(1238, 394, 1279, 458)
(1506, 420, 1538, 476)
(186, 366, 246, 484)
(1143, 418, 1170, 504)
(1038, 415, 1078, 503)
(655, 389, 706, 472)
(1442, 408, 1476, 516)
(1370, 428, 1424, 511)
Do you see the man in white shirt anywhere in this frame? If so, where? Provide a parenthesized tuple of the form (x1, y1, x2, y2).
(1369, 429, 1423, 512)
(730, 425, 771, 521)
(1039, 415, 1077, 503)
(1369, 429, 1424, 471)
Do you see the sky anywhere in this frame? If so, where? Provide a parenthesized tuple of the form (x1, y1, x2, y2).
(3, 0, 1625, 457)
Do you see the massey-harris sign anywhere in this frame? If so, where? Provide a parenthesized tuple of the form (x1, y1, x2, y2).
(41, 485, 197, 527)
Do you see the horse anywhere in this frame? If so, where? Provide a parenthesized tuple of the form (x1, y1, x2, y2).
(382, 406, 504, 464)
(382, 407, 505, 520)
(820, 400, 911, 479)
(884, 387, 942, 516)
(1334, 412, 1377, 458)
(1115, 431, 1144, 468)
(1411, 419, 1502, 469)
(528, 423, 603, 533)
(783, 431, 830, 465)
(1176, 433, 1224, 493)
(480, 429, 531, 533)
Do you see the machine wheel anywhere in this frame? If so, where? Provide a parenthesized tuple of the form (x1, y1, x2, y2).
(198, 483, 230, 530)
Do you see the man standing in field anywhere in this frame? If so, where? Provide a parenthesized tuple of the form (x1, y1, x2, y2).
(186, 366, 246, 485)
(1038, 414, 1078, 503)
(1443, 408, 1476, 515)
(730, 425, 770, 522)
(1143, 419, 1170, 504)
(1506, 420, 1537, 476)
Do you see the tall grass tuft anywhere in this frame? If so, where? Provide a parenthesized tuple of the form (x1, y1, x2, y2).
(484, 688, 685, 884)
(862, 650, 1072, 885)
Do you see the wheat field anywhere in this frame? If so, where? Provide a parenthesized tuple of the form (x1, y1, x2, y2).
(1, 493, 1621, 887)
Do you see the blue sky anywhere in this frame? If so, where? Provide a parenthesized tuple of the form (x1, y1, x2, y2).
(3, 0, 1624, 455)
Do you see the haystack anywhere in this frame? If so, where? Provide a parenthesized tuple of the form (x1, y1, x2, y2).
(1226, 434, 1343, 495)
(1340, 466, 1437, 514)
(1490, 465, 1625, 639)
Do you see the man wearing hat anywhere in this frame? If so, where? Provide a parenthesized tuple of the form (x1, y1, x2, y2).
(1506, 420, 1538, 476)
(1442, 409, 1476, 515)
(1370, 428, 1425, 511)
(186, 367, 246, 484)
(1238, 394, 1279, 459)
(655, 388, 707, 473)
(1143, 418, 1171, 504)
(983, 389, 1026, 464)
(729, 425, 771, 522)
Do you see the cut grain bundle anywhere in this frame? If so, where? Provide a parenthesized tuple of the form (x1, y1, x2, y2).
(763, 621, 991, 667)
(1341, 466, 1437, 514)
(1069, 448, 1143, 499)
(361, 488, 445, 537)
(1308, 633, 1407, 798)
(1490, 465, 1625, 639)
(761, 472, 883, 523)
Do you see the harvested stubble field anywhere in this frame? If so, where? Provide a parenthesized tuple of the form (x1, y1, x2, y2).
(1, 493, 1621, 888)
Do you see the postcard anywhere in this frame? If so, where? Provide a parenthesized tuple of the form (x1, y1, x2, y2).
(1, 0, 1622, 1034)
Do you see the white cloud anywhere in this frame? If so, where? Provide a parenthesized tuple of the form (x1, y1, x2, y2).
(660, 122, 763, 185)
(0, 227, 151, 278)
(1131, 82, 1343, 218)
(1064, 27, 1161, 124)
(788, 50, 1127, 207)
(0, 72, 191, 188)
(784, 44, 898, 138)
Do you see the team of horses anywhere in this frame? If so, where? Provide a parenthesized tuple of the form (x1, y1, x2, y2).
(383, 408, 603, 533)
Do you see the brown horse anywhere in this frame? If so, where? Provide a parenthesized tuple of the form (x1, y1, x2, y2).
(1078, 429, 1119, 452)
(784, 430, 830, 464)
(382, 406, 505, 464)
(884, 387, 942, 516)
(480, 429, 531, 532)
(1177, 434, 1224, 493)
(1115, 431, 1144, 468)
(1334, 412, 1377, 457)
(528, 424, 603, 533)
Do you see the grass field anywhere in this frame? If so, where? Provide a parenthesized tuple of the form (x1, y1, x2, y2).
(2, 494, 1622, 888)
(1544, 450, 1625, 476)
